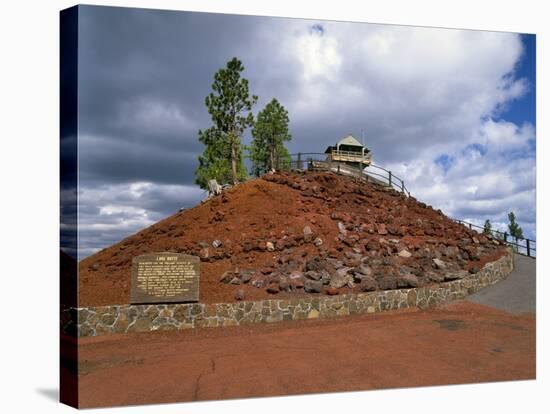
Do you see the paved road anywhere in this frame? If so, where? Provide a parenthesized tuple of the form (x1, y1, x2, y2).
(467, 254, 536, 314)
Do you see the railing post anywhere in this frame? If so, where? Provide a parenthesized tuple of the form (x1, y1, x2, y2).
(337, 163, 340, 174)
(503, 232, 508, 243)
(527, 239, 531, 257)
(388, 170, 392, 187)
(297, 152, 302, 170)
(469, 223, 472, 230)
(401, 180, 404, 193)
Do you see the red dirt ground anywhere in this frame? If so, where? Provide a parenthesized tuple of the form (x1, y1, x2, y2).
(79, 171, 506, 306)
(73, 300, 535, 408)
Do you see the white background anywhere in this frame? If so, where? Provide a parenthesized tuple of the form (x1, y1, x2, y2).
(0, 0, 547, 412)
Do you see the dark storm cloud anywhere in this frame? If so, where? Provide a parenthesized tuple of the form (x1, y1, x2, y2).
(78, 134, 199, 185)
(78, 6, 307, 186)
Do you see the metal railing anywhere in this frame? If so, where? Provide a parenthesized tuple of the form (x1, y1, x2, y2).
(270, 152, 411, 197)
(454, 219, 536, 258)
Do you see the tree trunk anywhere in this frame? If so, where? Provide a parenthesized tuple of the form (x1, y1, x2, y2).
(269, 148, 274, 171)
(230, 140, 238, 185)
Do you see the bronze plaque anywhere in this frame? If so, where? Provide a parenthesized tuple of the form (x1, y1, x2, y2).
(130, 253, 200, 304)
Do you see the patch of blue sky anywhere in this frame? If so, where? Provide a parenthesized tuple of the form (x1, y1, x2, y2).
(434, 154, 455, 173)
(497, 34, 536, 127)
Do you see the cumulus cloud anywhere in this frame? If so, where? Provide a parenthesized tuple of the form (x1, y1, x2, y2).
(74, 6, 536, 258)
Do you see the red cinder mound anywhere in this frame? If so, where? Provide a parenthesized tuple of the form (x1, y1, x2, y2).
(79, 170, 507, 306)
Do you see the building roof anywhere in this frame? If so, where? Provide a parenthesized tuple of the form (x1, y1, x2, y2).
(324, 134, 370, 154)
(337, 134, 363, 147)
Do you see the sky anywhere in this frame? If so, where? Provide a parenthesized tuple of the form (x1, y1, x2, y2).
(73, 5, 536, 259)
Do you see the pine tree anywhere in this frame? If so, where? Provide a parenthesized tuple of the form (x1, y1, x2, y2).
(195, 58, 257, 188)
(483, 219, 492, 235)
(249, 98, 291, 175)
(507, 211, 524, 239)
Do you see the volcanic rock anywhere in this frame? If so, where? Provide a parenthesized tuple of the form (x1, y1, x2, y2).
(329, 273, 351, 289)
(304, 279, 323, 293)
(337, 222, 347, 236)
(378, 276, 398, 290)
(397, 273, 419, 288)
(78, 169, 508, 307)
(305, 256, 324, 272)
(305, 270, 321, 281)
(238, 269, 254, 283)
(266, 283, 280, 294)
(432, 258, 447, 270)
(444, 270, 469, 281)
(398, 249, 412, 258)
(303, 226, 314, 242)
(359, 275, 378, 291)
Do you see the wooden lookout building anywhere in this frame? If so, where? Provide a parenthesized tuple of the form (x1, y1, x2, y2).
(324, 134, 372, 167)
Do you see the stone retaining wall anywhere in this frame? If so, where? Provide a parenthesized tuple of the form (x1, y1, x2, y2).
(62, 249, 513, 338)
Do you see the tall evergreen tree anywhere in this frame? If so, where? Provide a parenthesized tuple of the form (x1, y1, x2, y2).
(195, 58, 257, 188)
(249, 98, 291, 175)
(483, 219, 492, 235)
(507, 211, 524, 240)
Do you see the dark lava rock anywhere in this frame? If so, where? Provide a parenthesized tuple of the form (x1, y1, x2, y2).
(290, 278, 304, 290)
(305, 270, 321, 281)
(320, 270, 332, 285)
(354, 264, 373, 276)
(329, 273, 350, 289)
(239, 269, 254, 283)
(444, 270, 469, 281)
(397, 273, 419, 288)
(219, 270, 234, 284)
(242, 241, 256, 252)
(305, 256, 324, 272)
(278, 276, 290, 291)
(250, 275, 267, 289)
(266, 283, 280, 294)
(378, 276, 398, 290)
(359, 275, 378, 292)
(304, 279, 323, 293)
